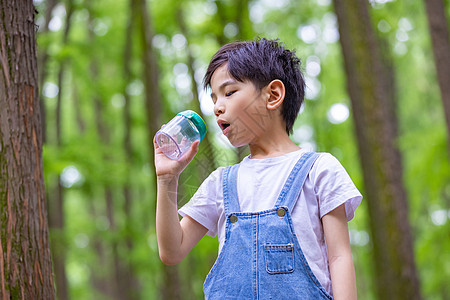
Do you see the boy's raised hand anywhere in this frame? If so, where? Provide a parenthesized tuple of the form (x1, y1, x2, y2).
(153, 136, 200, 178)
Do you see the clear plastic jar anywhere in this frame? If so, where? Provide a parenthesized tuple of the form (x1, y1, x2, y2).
(155, 110, 207, 160)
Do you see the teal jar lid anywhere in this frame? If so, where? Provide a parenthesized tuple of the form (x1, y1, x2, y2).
(177, 110, 207, 141)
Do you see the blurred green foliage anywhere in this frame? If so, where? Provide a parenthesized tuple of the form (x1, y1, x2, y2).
(35, 0, 450, 299)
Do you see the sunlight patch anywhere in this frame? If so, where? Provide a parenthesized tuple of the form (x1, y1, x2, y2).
(126, 80, 143, 96)
(306, 56, 321, 77)
(349, 229, 370, 246)
(305, 77, 321, 100)
(327, 103, 349, 124)
(224, 23, 239, 38)
(317, 0, 331, 6)
(48, 3, 66, 32)
(322, 13, 339, 44)
(172, 34, 187, 50)
(93, 19, 110, 36)
(111, 94, 125, 108)
(430, 209, 448, 226)
(377, 20, 391, 33)
(60, 166, 84, 188)
(369, 0, 394, 5)
(249, 2, 265, 24)
(262, 0, 290, 9)
(292, 125, 314, 144)
(203, 2, 217, 15)
(199, 88, 214, 116)
(153, 34, 168, 49)
(74, 233, 89, 249)
(43, 82, 59, 98)
(297, 24, 320, 44)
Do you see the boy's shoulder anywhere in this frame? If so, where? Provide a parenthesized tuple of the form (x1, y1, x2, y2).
(202, 165, 228, 185)
(313, 152, 345, 170)
(204, 151, 344, 181)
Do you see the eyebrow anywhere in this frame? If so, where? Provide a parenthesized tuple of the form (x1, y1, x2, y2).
(210, 79, 238, 99)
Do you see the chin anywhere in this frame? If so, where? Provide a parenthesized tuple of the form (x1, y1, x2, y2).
(228, 137, 254, 148)
(226, 137, 244, 148)
(229, 141, 243, 148)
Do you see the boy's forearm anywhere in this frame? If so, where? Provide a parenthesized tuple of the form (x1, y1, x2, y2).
(323, 204, 357, 300)
(156, 175, 184, 264)
(329, 254, 357, 300)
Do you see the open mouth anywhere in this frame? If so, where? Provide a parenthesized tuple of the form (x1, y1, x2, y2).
(218, 121, 231, 134)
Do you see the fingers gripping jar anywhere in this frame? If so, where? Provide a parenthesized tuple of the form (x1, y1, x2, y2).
(155, 110, 207, 160)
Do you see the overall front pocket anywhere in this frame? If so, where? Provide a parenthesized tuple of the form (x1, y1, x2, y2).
(264, 243, 294, 274)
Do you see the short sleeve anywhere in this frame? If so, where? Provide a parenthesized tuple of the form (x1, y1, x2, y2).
(312, 153, 362, 221)
(178, 167, 224, 237)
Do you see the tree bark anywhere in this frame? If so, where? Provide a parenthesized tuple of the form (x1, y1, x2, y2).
(211, 2, 251, 162)
(47, 2, 74, 300)
(37, 0, 57, 144)
(333, 0, 422, 299)
(137, 0, 161, 156)
(91, 57, 124, 300)
(0, 1, 55, 299)
(234, 0, 251, 41)
(120, 2, 141, 299)
(136, 0, 182, 299)
(176, 7, 218, 177)
(85, 9, 124, 298)
(424, 0, 450, 150)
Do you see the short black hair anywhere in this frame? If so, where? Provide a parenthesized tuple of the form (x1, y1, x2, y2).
(203, 38, 305, 135)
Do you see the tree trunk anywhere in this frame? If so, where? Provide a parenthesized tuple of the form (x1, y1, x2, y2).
(424, 0, 450, 150)
(72, 86, 86, 134)
(47, 2, 74, 300)
(333, 0, 422, 299)
(211, 1, 250, 162)
(234, 0, 252, 41)
(89, 201, 111, 297)
(86, 9, 125, 297)
(121, 1, 140, 298)
(91, 61, 124, 300)
(37, 0, 57, 144)
(0, 1, 55, 298)
(136, 0, 182, 299)
(176, 7, 218, 177)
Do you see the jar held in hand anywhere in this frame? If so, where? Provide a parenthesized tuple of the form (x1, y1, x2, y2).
(155, 110, 207, 160)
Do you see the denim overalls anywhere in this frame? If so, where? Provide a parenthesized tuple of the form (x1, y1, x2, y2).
(203, 152, 333, 299)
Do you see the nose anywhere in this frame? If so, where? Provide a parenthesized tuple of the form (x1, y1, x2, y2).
(214, 101, 225, 117)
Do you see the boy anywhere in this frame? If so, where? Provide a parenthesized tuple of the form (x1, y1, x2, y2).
(154, 38, 362, 299)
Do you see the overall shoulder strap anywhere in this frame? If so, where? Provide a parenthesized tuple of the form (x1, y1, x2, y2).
(222, 164, 241, 215)
(274, 152, 320, 212)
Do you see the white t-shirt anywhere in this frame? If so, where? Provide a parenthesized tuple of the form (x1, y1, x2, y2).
(179, 149, 362, 294)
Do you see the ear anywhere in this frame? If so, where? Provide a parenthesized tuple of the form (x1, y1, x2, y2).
(265, 79, 285, 110)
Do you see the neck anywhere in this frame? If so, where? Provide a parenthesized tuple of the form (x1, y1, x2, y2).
(248, 131, 300, 159)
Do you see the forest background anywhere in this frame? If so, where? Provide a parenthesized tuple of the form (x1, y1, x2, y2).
(1, 0, 450, 299)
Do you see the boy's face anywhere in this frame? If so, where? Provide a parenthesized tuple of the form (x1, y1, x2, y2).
(210, 64, 270, 147)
